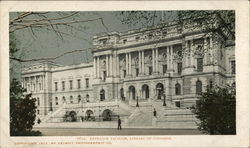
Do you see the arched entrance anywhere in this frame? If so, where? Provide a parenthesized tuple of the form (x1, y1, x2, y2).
(120, 88, 125, 101)
(102, 109, 112, 121)
(65, 111, 77, 122)
(128, 85, 136, 100)
(156, 83, 164, 99)
(142, 84, 150, 99)
(85, 110, 94, 121)
(100, 89, 105, 101)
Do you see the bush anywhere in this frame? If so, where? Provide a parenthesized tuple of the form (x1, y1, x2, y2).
(192, 85, 236, 135)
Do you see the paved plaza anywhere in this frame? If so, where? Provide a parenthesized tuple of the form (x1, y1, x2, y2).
(34, 128, 204, 136)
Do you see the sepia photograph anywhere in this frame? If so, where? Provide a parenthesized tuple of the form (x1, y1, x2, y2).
(0, 1, 249, 148)
(9, 10, 236, 136)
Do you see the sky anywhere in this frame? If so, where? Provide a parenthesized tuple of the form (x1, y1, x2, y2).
(11, 11, 177, 67)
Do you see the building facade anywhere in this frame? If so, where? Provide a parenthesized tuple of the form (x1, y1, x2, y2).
(21, 15, 235, 126)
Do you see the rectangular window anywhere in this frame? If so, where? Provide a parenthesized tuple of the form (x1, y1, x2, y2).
(148, 66, 152, 75)
(177, 63, 182, 75)
(85, 78, 89, 88)
(55, 97, 58, 105)
(103, 71, 106, 81)
(136, 68, 139, 76)
(123, 70, 126, 78)
(77, 79, 81, 89)
(162, 64, 167, 74)
(231, 61, 235, 74)
(39, 83, 41, 90)
(175, 101, 181, 108)
(197, 58, 203, 72)
(55, 82, 58, 91)
(69, 80, 73, 90)
(62, 81, 65, 91)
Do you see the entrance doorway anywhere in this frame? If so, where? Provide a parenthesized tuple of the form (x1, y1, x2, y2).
(156, 83, 164, 99)
(102, 109, 112, 121)
(128, 85, 136, 100)
(142, 84, 150, 99)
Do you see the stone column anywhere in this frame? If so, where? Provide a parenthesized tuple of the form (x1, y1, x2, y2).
(155, 48, 159, 72)
(106, 55, 109, 76)
(97, 56, 100, 78)
(204, 38, 208, 65)
(152, 49, 155, 72)
(93, 57, 96, 78)
(167, 46, 170, 69)
(190, 40, 194, 67)
(126, 53, 129, 75)
(129, 52, 132, 75)
(170, 46, 173, 70)
(139, 51, 141, 73)
(110, 54, 113, 76)
(209, 37, 213, 64)
(116, 54, 119, 77)
(142, 50, 145, 74)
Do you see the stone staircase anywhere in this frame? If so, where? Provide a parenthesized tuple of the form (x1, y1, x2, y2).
(156, 108, 199, 129)
(41, 103, 66, 123)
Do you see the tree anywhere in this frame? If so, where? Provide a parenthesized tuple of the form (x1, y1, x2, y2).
(192, 85, 236, 135)
(10, 78, 41, 136)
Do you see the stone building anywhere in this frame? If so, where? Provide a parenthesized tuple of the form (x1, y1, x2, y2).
(21, 15, 235, 127)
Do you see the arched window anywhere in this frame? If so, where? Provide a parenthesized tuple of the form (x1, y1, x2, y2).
(70, 96, 73, 103)
(128, 86, 136, 100)
(142, 84, 150, 99)
(175, 83, 181, 95)
(156, 83, 164, 99)
(78, 95, 81, 103)
(196, 80, 202, 94)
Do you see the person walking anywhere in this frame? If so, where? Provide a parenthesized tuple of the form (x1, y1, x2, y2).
(117, 116, 122, 130)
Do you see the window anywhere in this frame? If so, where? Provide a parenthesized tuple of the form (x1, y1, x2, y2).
(162, 64, 167, 74)
(39, 83, 41, 90)
(55, 82, 58, 91)
(49, 101, 53, 111)
(69, 80, 73, 90)
(208, 80, 213, 89)
(148, 34, 153, 39)
(78, 95, 81, 103)
(77, 79, 81, 89)
(123, 39, 127, 44)
(177, 63, 182, 75)
(33, 84, 36, 91)
(37, 109, 39, 115)
(175, 83, 181, 95)
(123, 70, 126, 78)
(136, 68, 139, 76)
(86, 94, 89, 102)
(135, 36, 140, 41)
(197, 58, 203, 72)
(148, 66, 152, 75)
(85, 78, 89, 88)
(175, 101, 180, 108)
(62, 96, 65, 103)
(62, 81, 65, 91)
(231, 61, 235, 74)
(196, 80, 202, 95)
(37, 97, 40, 106)
(103, 71, 107, 81)
(232, 82, 235, 87)
(70, 96, 73, 104)
(55, 97, 58, 105)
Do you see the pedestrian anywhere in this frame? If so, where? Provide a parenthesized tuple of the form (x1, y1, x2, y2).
(153, 108, 157, 117)
(117, 116, 122, 130)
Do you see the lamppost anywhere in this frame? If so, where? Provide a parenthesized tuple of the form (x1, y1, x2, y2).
(136, 96, 139, 107)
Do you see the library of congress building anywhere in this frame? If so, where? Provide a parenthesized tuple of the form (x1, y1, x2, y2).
(21, 16, 235, 128)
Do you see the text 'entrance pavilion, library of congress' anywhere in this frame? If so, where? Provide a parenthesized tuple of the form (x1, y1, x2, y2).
(21, 15, 235, 128)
